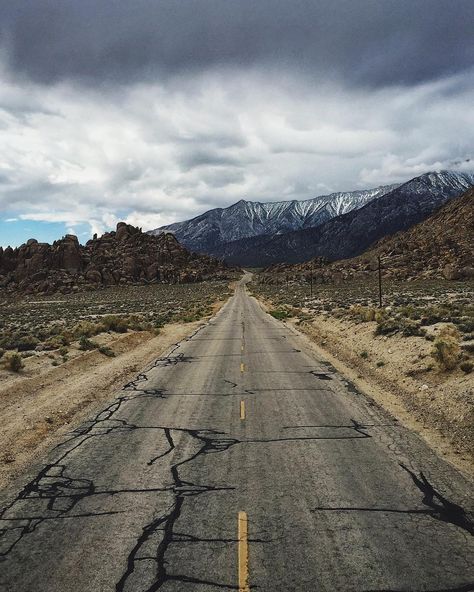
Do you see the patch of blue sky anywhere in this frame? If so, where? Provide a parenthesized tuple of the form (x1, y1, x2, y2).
(0, 217, 93, 248)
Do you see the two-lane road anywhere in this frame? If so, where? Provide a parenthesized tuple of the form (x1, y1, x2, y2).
(1, 276, 473, 591)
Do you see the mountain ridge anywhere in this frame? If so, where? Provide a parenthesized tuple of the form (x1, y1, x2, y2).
(150, 183, 400, 253)
(214, 171, 474, 266)
(263, 187, 474, 282)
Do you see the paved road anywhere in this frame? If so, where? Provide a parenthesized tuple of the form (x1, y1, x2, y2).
(1, 276, 473, 592)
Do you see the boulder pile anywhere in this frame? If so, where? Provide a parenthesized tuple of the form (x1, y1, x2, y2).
(0, 223, 231, 294)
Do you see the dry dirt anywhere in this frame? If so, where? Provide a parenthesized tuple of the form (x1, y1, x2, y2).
(0, 319, 208, 488)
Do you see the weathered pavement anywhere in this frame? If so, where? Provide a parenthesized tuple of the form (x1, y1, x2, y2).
(1, 276, 473, 591)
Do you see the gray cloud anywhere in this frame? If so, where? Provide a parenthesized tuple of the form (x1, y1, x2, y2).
(1, 0, 473, 87)
(0, 1, 473, 243)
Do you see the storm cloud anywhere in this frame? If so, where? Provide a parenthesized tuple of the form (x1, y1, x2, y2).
(0, 1, 473, 243)
(1, 0, 474, 86)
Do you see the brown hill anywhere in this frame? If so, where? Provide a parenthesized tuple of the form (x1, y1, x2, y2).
(0, 223, 232, 294)
(262, 188, 474, 283)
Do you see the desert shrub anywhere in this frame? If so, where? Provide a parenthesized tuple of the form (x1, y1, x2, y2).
(420, 305, 452, 326)
(0, 332, 37, 351)
(102, 315, 129, 333)
(73, 320, 103, 338)
(98, 345, 115, 357)
(431, 325, 461, 371)
(400, 319, 424, 337)
(270, 309, 292, 320)
(375, 319, 400, 336)
(44, 334, 70, 350)
(458, 320, 474, 333)
(349, 305, 377, 322)
(460, 361, 473, 374)
(78, 336, 98, 351)
(0, 348, 4, 359)
(7, 353, 24, 372)
(376, 360, 385, 367)
(15, 334, 39, 352)
(398, 305, 419, 320)
(360, 350, 369, 359)
(375, 317, 423, 337)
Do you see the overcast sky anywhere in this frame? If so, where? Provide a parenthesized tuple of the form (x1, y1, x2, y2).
(1, 0, 473, 246)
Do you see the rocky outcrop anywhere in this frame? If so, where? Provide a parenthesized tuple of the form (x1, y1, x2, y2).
(0, 223, 231, 294)
(260, 188, 474, 283)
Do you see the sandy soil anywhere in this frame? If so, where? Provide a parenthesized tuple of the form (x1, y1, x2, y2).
(290, 314, 474, 475)
(0, 320, 207, 488)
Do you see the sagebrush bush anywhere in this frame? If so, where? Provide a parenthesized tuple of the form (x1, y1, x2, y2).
(431, 325, 461, 371)
(375, 317, 423, 337)
(73, 320, 103, 338)
(460, 361, 473, 374)
(349, 305, 378, 322)
(101, 315, 129, 333)
(7, 353, 24, 372)
(269, 309, 292, 320)
(98, 345, 115, 357)
(79, 335, 98, 351)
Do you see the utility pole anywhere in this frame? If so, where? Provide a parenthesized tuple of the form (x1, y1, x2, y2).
(378, 255, 383, 308)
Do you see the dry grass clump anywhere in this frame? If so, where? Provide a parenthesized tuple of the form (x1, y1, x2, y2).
(460, 361, 473, 374)
(431, 325, 461, 371)
(6, 352, 24, 372)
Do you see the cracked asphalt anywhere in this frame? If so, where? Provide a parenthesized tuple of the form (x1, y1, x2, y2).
(1, 275, 473, 592)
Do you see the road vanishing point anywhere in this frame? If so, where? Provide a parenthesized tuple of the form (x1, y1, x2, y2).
(1, 275, 473, 591)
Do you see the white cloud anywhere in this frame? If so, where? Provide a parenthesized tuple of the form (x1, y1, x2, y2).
(0, 64, 473, 237)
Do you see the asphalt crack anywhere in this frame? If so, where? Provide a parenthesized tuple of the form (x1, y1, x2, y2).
(115, 427, 239, 591)
(400, 464, 474, 536)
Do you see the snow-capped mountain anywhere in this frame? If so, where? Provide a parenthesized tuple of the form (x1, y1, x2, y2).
(150, 184, 399, 254)
(215, 170, 474, 266)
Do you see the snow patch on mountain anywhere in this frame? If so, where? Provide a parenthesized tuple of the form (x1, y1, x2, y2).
(150, 184, 399, 252)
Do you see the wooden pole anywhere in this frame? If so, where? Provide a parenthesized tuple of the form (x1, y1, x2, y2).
(378, 255, 383, 308)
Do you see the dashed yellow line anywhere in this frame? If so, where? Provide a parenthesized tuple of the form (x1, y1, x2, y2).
(240, 400, 246, 420)
(238, 512, 250, 592)
(240, 362, 245, 373)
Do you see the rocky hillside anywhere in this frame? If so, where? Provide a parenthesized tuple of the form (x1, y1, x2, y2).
(223, 171, 474, 266)
(262, 188, 474, 282)
(150, 184, 398, 254)
(0, 223, 231, 294)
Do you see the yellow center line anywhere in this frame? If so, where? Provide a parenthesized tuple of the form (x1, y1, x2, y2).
(240, 362, 245, 373)
(238, 512, 250, 592)
(240, 400, 245, 420)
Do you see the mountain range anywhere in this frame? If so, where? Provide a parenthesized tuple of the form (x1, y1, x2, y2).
(150, 184, 399, 254)
(264, 187, 474, 282)
(151, 171, 474, 266)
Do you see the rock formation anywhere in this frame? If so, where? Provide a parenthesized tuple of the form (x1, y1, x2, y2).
(0, 223, 231, 294)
